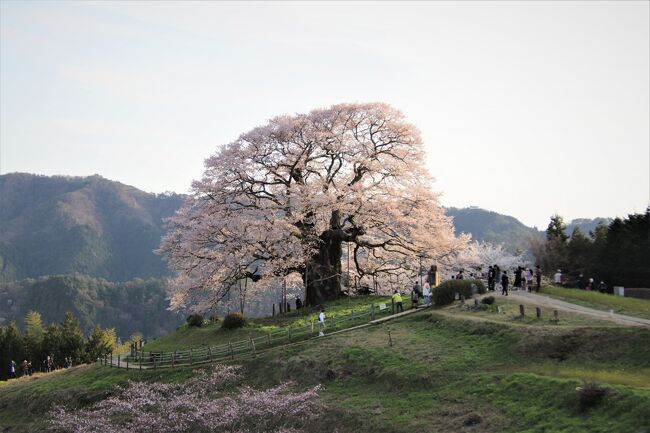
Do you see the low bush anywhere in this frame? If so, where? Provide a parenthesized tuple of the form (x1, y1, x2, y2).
(481, 296, 495, 305)
(186, 313, 204, 327)
(432, 279, 486, 306)
(577, 382, 610, 412)
(222, 312, 246, 330)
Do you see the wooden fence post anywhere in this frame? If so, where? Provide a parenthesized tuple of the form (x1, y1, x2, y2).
(267, 333, 272, 347)
(536, 307, 541, 318)
(139, 349, 142, 371)
(117, 354, 121, 368)
(388, 329, 393, 347)
(371, 304, 375, 321)
(519, 304, 525, 317)
(272, 303, 275, 316)
(126, 356, 129, 371)
(250, 337, 256, 355)
(110, 352, 113, 368)
(208, 346, 213, 362)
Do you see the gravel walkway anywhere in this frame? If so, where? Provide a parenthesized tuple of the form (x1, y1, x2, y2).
(492, 290, 650, 327)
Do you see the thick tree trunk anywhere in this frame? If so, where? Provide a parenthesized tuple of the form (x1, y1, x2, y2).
(305, 230, 343, 306)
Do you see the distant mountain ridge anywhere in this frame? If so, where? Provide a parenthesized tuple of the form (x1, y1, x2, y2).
(566, 218, 612, 236)
(0, 173, 184, 282)
(445, 206, 541, 251)
(0, 173, 613, 282)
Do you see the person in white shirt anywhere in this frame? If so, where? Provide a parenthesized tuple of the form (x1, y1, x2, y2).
(423, 281, 432, 305)
(554, 269, 563, 285)
(318, 309, 326, 336)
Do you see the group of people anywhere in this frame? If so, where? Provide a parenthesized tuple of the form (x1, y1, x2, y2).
(7, 359, 34, 378)
(486, 265, 543, 296)
(553, 269, 608, 292)
(390, 280, 434, 313)
(5, 355, 71, 380)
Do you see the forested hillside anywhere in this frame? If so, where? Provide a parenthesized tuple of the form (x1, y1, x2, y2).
(0, 173, 184, 282)
(0, 274, 180, 338)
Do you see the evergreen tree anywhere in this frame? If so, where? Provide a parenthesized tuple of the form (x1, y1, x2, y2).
(542, 215, 569, 275)
(0, 322, 24, 379)
(86, 325, 116, 361)
(24, 310, 45, 362)
(42, 323, 64, 369)
(597, 209, 650, 287)
(567, 227, 593, 280)
(546, 214, 569, 242)
(60, 312, 87, 365)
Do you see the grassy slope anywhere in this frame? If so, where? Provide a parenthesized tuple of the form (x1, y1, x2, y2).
(243, 312, 650, 433)
(144, 295, 393, 352)
(540, 286, 650, 320)
(1, 297, 649, 433)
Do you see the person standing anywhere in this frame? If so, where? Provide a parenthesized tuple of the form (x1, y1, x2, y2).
(526, 268, 534, 292)
(487, 266, 495, 291)
(392, 290, 404, 313)
(535, 265, 542, 292)
(423, 281, 432, 305)
(501, 271, 509, 296)
(411, 283, 420, 309)
(8, 360, 17, 379)
(554, 269, 563, 286)
(513, 267, 523, 291)
(495, 265, 501, 288)
(318, 309, 326, 336)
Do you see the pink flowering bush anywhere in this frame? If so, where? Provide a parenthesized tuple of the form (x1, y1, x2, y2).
(48, 364, 321, 433)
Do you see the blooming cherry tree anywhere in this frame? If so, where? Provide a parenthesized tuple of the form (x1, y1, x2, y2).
(160, 102, 465, 309)
(49, 365, 321, 433)
(445, 241, 530, 276)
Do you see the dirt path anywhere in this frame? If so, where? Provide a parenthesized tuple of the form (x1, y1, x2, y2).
(491, 291, 650, 327)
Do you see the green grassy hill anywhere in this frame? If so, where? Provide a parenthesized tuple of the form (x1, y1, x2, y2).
(2, 294, 649, 433)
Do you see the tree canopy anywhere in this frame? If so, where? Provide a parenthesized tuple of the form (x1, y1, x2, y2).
(160, 102, 465, 309)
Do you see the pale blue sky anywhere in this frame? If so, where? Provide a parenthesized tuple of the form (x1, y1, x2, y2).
(1, 1, 648, 228)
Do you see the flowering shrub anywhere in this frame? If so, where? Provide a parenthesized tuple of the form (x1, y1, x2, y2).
(48, 364, 321, 433)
